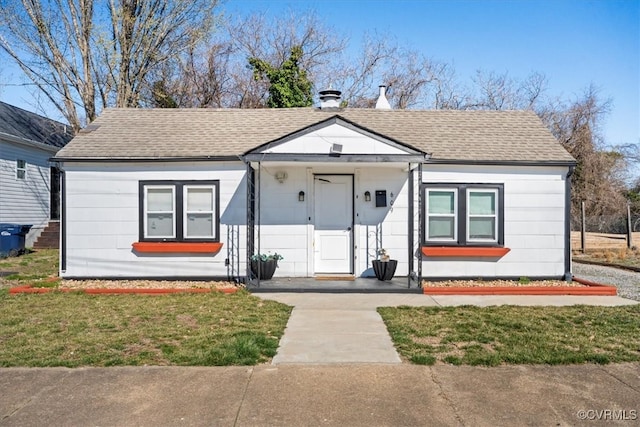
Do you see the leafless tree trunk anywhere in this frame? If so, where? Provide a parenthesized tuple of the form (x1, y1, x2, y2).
(0, 0, 96, 131)
(0, 0, 217, 130)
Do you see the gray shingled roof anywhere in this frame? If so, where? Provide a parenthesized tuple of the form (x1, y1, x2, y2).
(0, 101, 73, 149)
(55, 108, 575, 163)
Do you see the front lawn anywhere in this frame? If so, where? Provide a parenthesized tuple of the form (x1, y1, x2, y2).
(378, 305, 640, 366)
(0, 249, 59, 288)
(0, 290, 292, 367)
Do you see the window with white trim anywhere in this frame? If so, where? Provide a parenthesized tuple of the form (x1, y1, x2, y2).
(423, 184, 504, 246)
(16, 159, 26, 180)
(140, 180, 219, 242)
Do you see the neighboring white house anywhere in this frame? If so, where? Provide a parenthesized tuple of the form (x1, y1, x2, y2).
(0, 102, 73, 247)
(54, 89, 576, 286)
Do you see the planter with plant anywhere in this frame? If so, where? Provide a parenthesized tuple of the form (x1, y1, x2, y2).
(250, 252, 283, 280)
(372, 249, 397, 281)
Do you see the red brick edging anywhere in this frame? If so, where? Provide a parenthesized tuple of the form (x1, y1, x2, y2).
(8, 285, 239, 295)
(422, 277, 617, 296)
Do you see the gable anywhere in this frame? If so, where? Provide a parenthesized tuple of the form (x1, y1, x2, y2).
(249, 117, 421, 156)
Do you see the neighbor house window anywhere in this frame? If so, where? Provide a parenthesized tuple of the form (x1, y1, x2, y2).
(16, 159, 26, 179)
(139, 180, 219, 242)
(423, 184, 503, 246)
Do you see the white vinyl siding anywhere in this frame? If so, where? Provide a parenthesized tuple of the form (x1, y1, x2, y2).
(0, 140, 57, 245)
(61, 162, 243, 279)
(420, 164, 570, 279)
(467, 189, 498, 242)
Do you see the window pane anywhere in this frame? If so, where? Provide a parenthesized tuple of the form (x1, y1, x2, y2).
(147, 213, 174, 237)
(17, 159, 26, 168)
(16, 170, 26, 180)
(469, 192, 495, 215)
(469, 218, 495, 240)
(428, 217, 455, 239)
(186, 213, 214, 237)
(428, 191, 455, 214)
(147, 188, 173, 211)
(187, 188, 213, 211)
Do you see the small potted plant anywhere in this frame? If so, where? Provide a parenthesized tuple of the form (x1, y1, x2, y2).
(372, 249, 397, 281)
(250, 252, 283, 280)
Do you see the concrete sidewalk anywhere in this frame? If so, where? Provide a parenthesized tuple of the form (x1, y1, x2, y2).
(1, 364, 638, 426)
(260, 293, 638, 365)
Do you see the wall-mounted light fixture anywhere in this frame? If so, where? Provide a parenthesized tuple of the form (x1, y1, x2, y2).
(364, 191, 371, 202)
(298, 191, 305, 202)
(275, 171, 288, 183)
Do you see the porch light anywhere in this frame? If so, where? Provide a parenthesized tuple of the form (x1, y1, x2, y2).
(298, 191, 305, 202)
(364, 191, 371, 202)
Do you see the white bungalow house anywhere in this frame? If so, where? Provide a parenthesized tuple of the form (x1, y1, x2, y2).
(0, 101, 73, 247)
(53, 88, 576, 286)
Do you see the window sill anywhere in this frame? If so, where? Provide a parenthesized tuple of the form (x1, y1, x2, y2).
(132, 242, 223, 254)
(421, 246, 510, 258)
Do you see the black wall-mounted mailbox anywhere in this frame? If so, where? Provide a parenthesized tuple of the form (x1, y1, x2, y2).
(375, 190, 387, 207)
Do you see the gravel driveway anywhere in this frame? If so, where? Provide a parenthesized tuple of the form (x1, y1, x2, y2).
(573, 262, 640, 301)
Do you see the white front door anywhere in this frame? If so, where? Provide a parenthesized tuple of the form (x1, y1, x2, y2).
(314, 175, 353, 274)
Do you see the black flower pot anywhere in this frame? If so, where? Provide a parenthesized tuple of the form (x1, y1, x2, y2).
(250, 259, 278, 280)
(372, 259, 397, 281)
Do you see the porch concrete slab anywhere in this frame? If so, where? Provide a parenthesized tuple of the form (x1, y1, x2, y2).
(272, 309, 401, 364)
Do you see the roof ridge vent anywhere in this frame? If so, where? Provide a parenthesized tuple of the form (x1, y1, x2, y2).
(375, 85, 391, 110)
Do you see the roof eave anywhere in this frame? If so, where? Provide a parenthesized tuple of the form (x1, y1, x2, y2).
(53, 155, 241, 163)
(0, 132, 61, 154)
(427, 158, 577, 167)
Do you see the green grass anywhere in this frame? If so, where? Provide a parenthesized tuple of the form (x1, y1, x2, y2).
(378, 305, 640, 366)
(0, 249, 59, 287)
(0, 290, 292, 367)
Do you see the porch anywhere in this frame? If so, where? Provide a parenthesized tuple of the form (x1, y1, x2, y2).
(247, 276, 422, 293)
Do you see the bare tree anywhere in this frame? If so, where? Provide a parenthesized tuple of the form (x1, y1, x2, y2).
(0, 0, 217, 131)
(0, 0, 96, 131)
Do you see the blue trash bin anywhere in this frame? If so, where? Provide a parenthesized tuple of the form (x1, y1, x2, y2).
(0, 223, 32, 257)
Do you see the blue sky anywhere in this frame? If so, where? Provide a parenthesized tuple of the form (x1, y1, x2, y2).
(223, 0, 639, 147)
(1, 0, 638, 147)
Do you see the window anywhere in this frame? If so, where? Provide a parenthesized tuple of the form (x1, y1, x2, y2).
(16, 159, 26, 180)
(423, 184, 503, 246)
(139, 180, 219, 242)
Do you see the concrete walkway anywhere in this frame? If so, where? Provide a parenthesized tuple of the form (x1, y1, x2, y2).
(259, 293, 638, 365)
